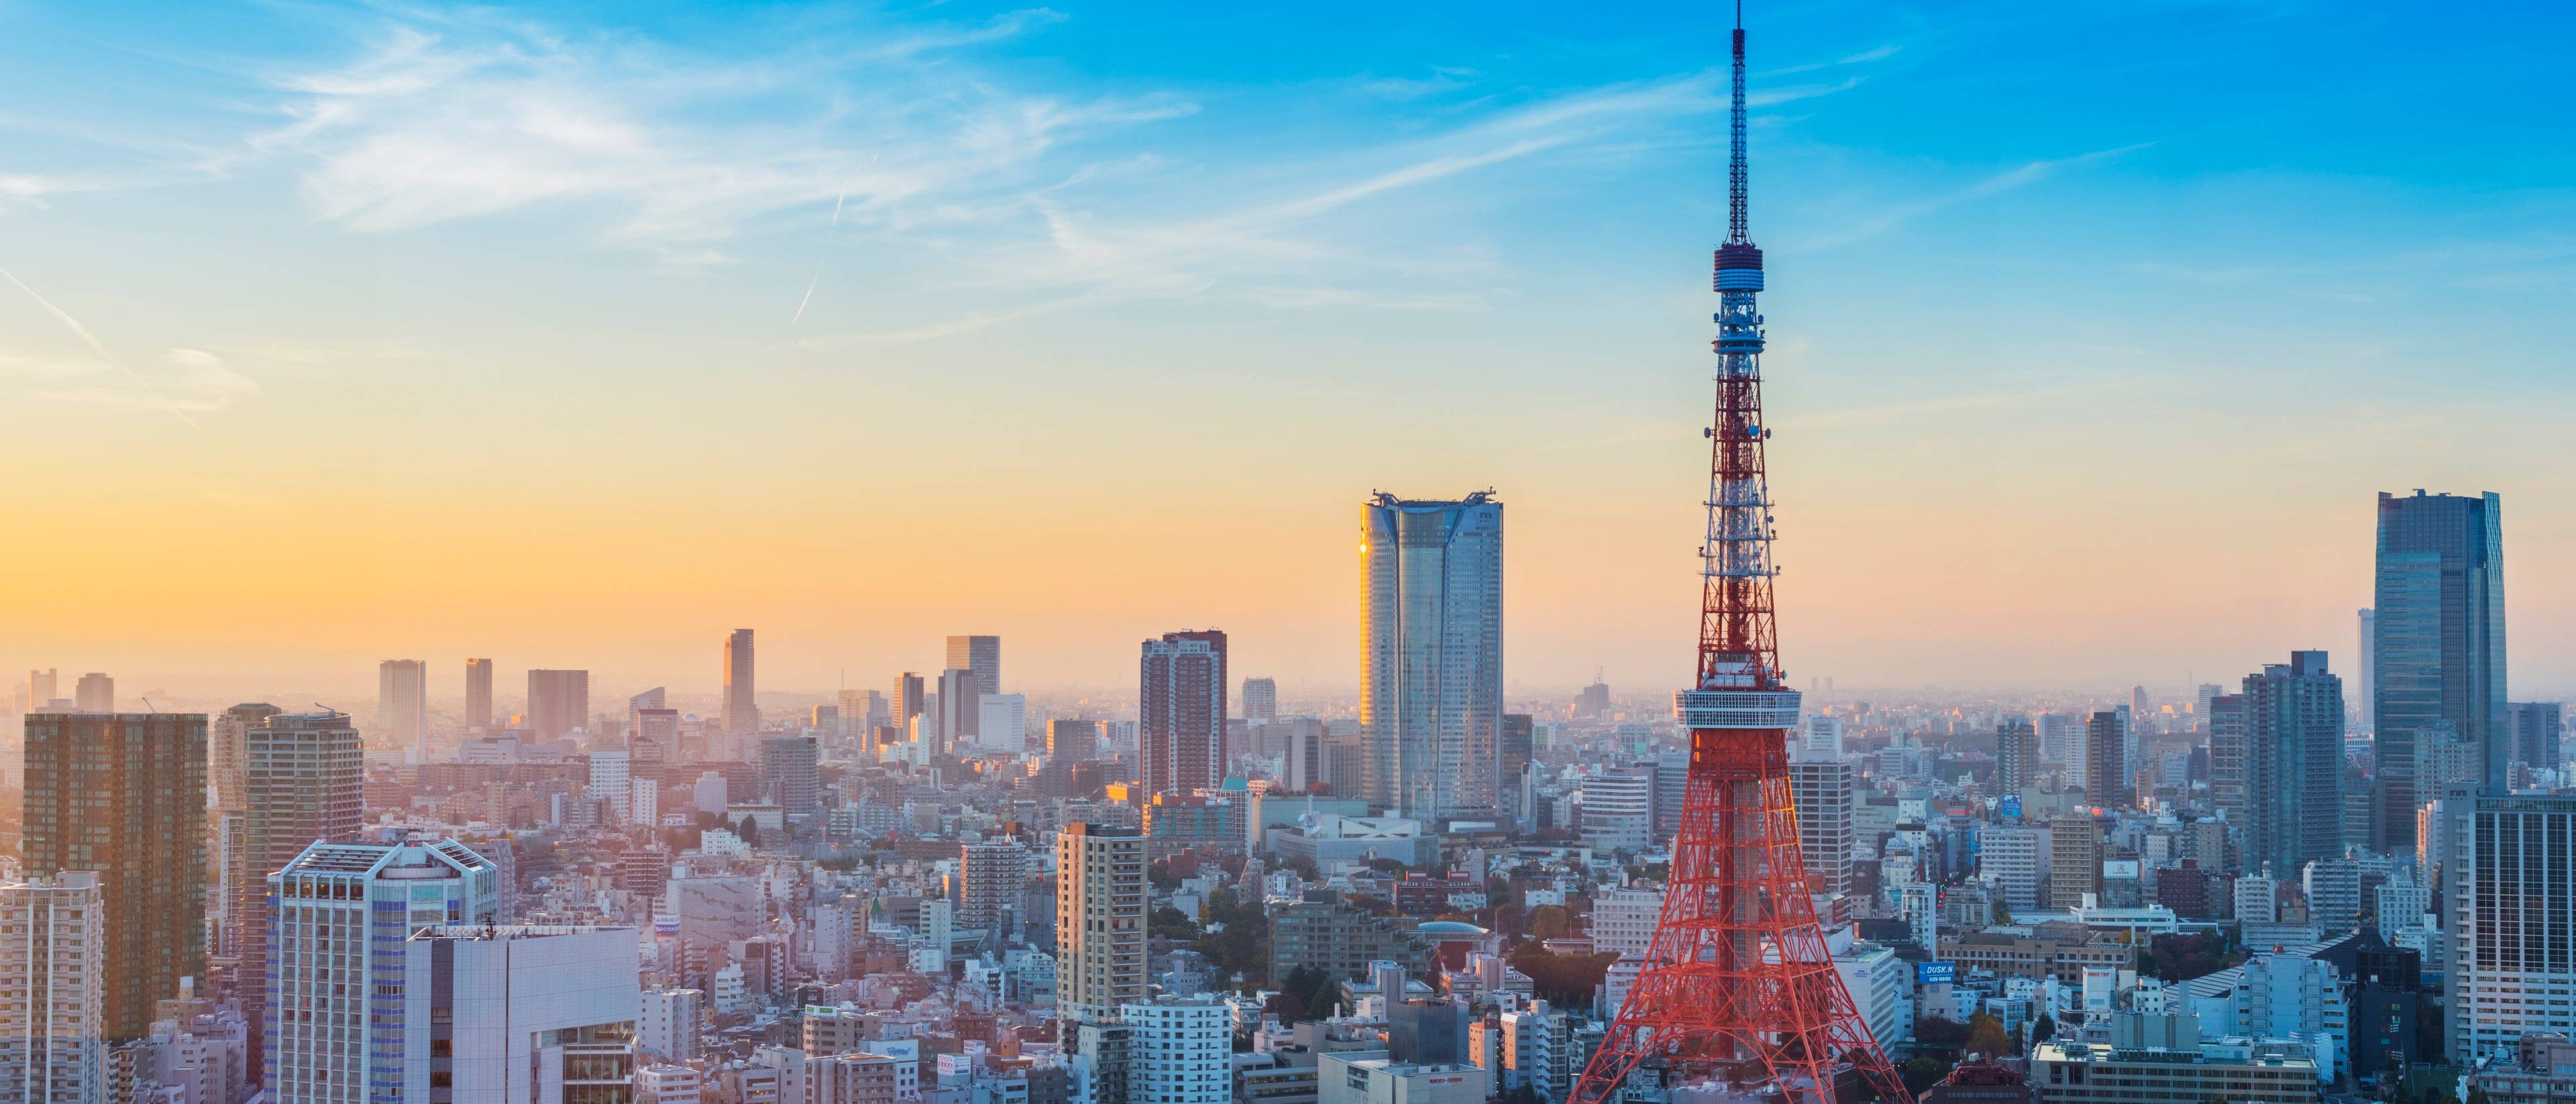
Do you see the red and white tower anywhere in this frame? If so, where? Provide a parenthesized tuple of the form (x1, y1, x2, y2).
(1565, 7, 1911, 1104)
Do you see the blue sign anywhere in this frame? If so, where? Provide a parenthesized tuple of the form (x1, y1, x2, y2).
(1998, 795, 2024, 820)
(1917, 962, 1957, 985)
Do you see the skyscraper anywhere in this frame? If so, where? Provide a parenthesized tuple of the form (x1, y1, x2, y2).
(265, 839, 502, 1097)
(1055, 823, 1146, 1024)
(2508, 702, 2565, 771)
(959, 838, 1028, 950)
(723, 628, 759, 734)
(0, 873, 105, 1103)
(1140, 630, 1228, 795)
(1996, 717, 2037, 796)
(72, 671, 112, 712)
(235, 709, 366, 1074)
(2048, 816, 2103, 910)
(1241, 677, 1277, 721)
(936, 667, 977, 749)
(2084, 710, 2129, 808)
(527, 668, 590, 740)
(947, 635, 1002, 700)
(21, 710, 207, 1042)
(891, 671, 925, 734)
(2445, 791, 2576, 1062)
(400, 925, 641, 1100)
(2353, 610, 2374, 732)
(377, 658, 428, 760)
(1787, 759, 1854, 898)
(20, 667, 57, 713)
(465, 657, 494, 730)
(2375, 489, 2507, 849)
(2239, 652, 2345, 879)
(2208, 694, 2248, 854)
(1360, 491, 1504, 823)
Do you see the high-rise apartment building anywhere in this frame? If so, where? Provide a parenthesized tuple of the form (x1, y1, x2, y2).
(398, 924, 640, 1101)
(21, 710, 206, 1042)
(2208, 694, 2248, 851)
(72, 672, 112, 712)
(2375, 490, 2508, 849)
(2239, 653, 2345, 880)
(947, 635, 1002, 700)
(377, 659, 428, 760)
(1996, 718, 2037, 796)
(641, 987, 705, 1063)
(1978, 825, 2045, 909)
(265, 838, 502, 1096)
(1360, 492, 1503, 823)
(1789, 759, 1854, 899)
(2047, 816, 2102, 910)
(2083, 710, 2128, 808)
(527, 668, 590, 740)
(959, 838, 1028, 949)
(761, 736, 819, 817)
(1055, 823, 1146, 1024)
(235, 709, 366, 1070)
(1242, 677, 1278, 721)
(2446, 791, 2576, 1062)
(2035, 712, 2082, 767)
(724, 628, 759, 734)
(0, 873, 105, 1103)
(590, 750, 633, 821)
(1141, 630, 1228, 795)
(1124, 995, 1230, 1104)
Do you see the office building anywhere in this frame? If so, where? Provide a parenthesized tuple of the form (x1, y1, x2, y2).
(2083, 711, 2128, 808)
(0, 873, 105, 1104)
(936, 668, 978, 749)
(399, 924, 640, 1101)
(977, 693, 1028, 755)
(2035, 712, 2082, 770)
(1360, 492, 1504, 823)
(376, 659, 429, 762)
(2375, 490, 2508, 848)
(1788, 759, 1854, 897)
(19, 668, 57, 714)
(1141, 630, 1228, 795)
(2239, 653, 2345, 879)
(1580, 766, 1653, 853)
(634, 707, 680, 767)
(1997, 717, 2037, 795)
(1243, 677, 1278, 721)
(21, 710, 206, 1042)
(723, 628, 758, 734)
(229, 709, 366, 1077)
(1317, 1051, 1490, 1104)
(1979, 824, 2045, 910)
(462, 657, 494, 730)
(1593, 887, 1666, 957)
(2231, 954, 2349, 1079)
(891, 672, 925, 733)
(947, 634, 1001, 698)
(72, 672, 112, 712)
(2511, 702, 2566, 770)
(1049, 718, 1102, 761)
(2031, 1013, 2318, 1104)
(1126, 995, 1230, 1104)
(265, 838, 502, 1097)
(761, 736, 819, 817)
(2048, 816, 2102, 911)
(1056, 824, 1146, 1023)
(2208, 694, 2247, 847)
(527, 668, 590, 740)
(2355, 610, 2375, 732)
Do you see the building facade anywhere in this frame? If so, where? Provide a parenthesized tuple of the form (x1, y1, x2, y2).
(527, 669, 591, 740)
(2240, 653, 2345, 879)
(1055, 824, 1146, 1024)
(376, 659, 429, 761)
(0, 874, 105, 1104)
(723, 628, 759, 734)
(400, 924, 641, 1103)
(2375, 489, 2508, 848)
(1141, 630, 1228, 796)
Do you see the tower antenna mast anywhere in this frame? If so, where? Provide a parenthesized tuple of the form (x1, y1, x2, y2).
(1567, 6, 1913, 1103)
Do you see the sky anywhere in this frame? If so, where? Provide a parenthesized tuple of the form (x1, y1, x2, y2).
(2, 0, 2572, 703)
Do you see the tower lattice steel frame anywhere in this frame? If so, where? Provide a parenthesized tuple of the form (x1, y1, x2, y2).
(1564, 8, 1911, 1104)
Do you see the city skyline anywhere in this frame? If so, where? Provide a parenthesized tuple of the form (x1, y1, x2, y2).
(4, 2, 2573, 693)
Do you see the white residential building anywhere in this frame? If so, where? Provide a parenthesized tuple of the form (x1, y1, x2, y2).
(2231, 954, 2347, 1080)
(592, 751, 633, 821)
(1832, 937, 1910, 1049)
(1579, 769, 1654, 853)
(1591, 887, 1666, 957)
(1978, 825, 2045, 910)
(1790, 760, 1856, 898)
(641, 987, 705, 1063)
(0, 873, 105, 1104)
(638, 1063, 706, 1104)
(976, 694, 1028, 755)
(1124, 995, 1230, 1104)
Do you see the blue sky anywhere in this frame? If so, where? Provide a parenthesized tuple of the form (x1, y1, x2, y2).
(2, 0, 2572, 696)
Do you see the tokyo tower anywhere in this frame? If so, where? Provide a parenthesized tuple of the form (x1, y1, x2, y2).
(1564, 7, 1912, 1104)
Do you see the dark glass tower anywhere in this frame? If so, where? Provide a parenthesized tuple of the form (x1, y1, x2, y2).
(2373, 490, 2506, 850)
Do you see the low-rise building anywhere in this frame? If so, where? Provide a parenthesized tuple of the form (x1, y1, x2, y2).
(1316, 1052, 1490, 1104)
(2031, 1013, 2320, 1104)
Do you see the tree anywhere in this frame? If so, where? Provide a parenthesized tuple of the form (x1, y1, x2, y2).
(1507, 945, 1621, 1008)
(1965, 1011, 2010, 1058)
(1264, 989, 1309, 1024)
(1900, 1056, 1950, 1095)
(2031, 1014, 2057, 1046)
(1528, 905, 1571, 941)
(1150, 905, 1196, 940)
(1990, 896, 2012, 926)
(1368, 856, 1409, 875)
(1148, 863, 1179, 891)
(1915, 1016, 1971, 1050)
(737, 816, 759, 848)
(1509, 1083, 1545, 1104)
(2008, 1024, 2026, 1055)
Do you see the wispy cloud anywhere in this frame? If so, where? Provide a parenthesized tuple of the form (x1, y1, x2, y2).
(1795, 142, 2152, 251)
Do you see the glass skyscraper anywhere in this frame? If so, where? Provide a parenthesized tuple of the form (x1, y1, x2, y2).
(2373, 489, 2506, 850)
(2238, 651, 2345, 879)
(1360, 491, 1503, 824)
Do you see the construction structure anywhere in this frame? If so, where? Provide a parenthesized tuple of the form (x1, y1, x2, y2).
(1565, 8, 1911, 1104)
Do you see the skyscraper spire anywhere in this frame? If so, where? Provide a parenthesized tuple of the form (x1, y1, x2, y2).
(1567, 7, 1911, 1104)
